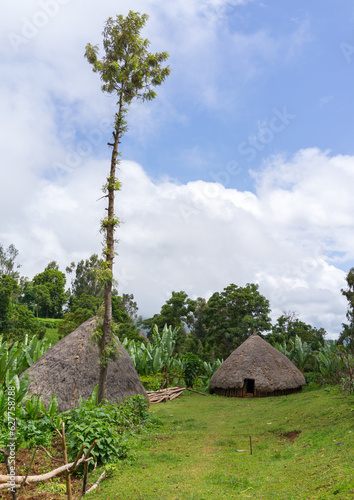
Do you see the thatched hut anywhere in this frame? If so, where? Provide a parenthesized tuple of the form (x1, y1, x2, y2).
(24, 318, 148, 412)
(209, 333, 305, 398)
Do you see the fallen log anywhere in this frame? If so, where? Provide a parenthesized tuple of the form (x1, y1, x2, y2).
(0, 456, 93, 485)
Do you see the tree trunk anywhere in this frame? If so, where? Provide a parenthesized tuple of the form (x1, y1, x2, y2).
(98, 122, 120, 404)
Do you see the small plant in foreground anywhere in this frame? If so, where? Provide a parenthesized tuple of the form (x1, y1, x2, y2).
(62, 394, 155, 465)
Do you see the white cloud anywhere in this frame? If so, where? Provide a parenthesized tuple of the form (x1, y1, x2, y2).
(1, 149, 351, 338)
(0, 1, 351, 340)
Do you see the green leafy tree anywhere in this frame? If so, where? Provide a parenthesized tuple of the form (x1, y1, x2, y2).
(58, 308, 93, 338)
(143, 291, 196, 333)
(6, 303, 45, 341)
(268, 312, 326, 351)
(182, 352, 203, 388)
(20, 281, 52, 318)
(0, 243, 21, 280)
(143, 291, 196, 352)
(70, 292, 101, 316)
(32, 263, 66, 318)
(0, 275, 19, 334)
(85, 11, 170, 402)
(66, 254, 106, 305)
(339, 268, 354, 350)
(112, 294, 143, 342)
(202, 283, 272, 359)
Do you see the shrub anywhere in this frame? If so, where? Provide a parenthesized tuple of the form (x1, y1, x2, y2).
(140, 374, 163, 391)
(182, 353, 203, 388)
(62, 394, 155, 465)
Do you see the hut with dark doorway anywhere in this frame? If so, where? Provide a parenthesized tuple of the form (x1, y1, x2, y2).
(209, 333, 305, 398)
(23, 317, 148, 412)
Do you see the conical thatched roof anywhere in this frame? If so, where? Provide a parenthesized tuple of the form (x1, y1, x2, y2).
(209, 334, 306, 397)
(24, 318, 148, 412)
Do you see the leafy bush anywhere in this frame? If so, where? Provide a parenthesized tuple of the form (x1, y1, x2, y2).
(58, 308, 93, 338)
(140, 374, 163, 391)
(122, 324, 178, 376)
(62, 394, 155, 465)
(182, 353, 203, 388)
(0, 333, 51, 389)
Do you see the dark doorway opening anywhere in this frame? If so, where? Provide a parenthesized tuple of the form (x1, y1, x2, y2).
(246, 379, 255, 394)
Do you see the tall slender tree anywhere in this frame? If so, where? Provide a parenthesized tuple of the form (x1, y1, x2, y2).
(85, 11, 170, 402)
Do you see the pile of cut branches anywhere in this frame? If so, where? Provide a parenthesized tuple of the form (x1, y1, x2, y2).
(147, 386, 206, 404)
(147, 387, 186, 403)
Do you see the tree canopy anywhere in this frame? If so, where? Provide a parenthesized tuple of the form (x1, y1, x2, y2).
(202, 283, 272, 358)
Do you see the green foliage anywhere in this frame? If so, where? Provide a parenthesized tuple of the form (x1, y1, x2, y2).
(0, 275, 19, 334)
(6, 303, 46, 341)
(123, 326, 222, 388)
(182, 353, 203, 388)
(339, 267, 354, 349)
(143, 291, 196, 342)
(123, 324, 178, 377)
(139, 374, 163, 391)
(315, 341, 341, 383)
(289, 335, 312, 373)
(33, 264, 67, 318)
(0, 334, 53, 445)
(63, 394, 153, 465)
(58, 308, 93, 338)
(268, 313, 327, 352)
(0, 244, 21, 280)
(66, 254, 106, 302)
(0, 333, 51, 390)
(202, 283, 272, 359)
(85, 11, 170, 107)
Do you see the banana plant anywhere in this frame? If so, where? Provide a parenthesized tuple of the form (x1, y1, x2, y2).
(202, 360, 223, 379)
(123, 324, 179, 376)
(289, 335, 312, 373)
(316, 341, 342, 382)
(0, 334, 51, 389)
(25, 394, 46, 420)
(274, 340, 294, 360)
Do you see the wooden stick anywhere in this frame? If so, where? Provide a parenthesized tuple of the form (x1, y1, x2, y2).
(39, 445, 62, 464)
(71, 443, 85, 472)
(61, 422, 72, 500)
(84, 440, 97, 460)
(185, 388, 207, 396)
(82, 440, 97, 496)
(84, 470, 106, 495)
(249, 435, 252, 455)
(82, 461, 89, 496)
(0, 457, 93, 484)
(17, 446, 38, 496)
(0, 483, 20, 491)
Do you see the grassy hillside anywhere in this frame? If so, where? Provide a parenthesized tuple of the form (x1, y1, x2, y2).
(37, 318, 61, 344)
(90, 387, 354, 500)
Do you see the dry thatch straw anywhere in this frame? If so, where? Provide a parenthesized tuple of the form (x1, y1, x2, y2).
(209, 333, 306, 398)
(23, 318, 148, 411)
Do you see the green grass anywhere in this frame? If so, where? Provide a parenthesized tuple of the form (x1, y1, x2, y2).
(37, 317, 62, 343)
(89, 387, 354, 500)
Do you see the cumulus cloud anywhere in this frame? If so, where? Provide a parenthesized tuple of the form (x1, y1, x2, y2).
(1, 148, 351, 338)
(0, 1, 350, 340)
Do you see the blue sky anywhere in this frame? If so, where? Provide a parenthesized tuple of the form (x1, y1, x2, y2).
(119, 0, 354, 195)
(1, 0, 354, 337)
